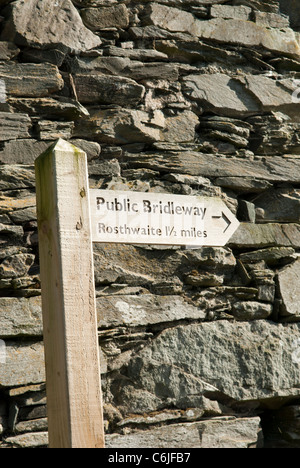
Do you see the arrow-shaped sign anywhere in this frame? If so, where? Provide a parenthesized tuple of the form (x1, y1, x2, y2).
(212, 212, 231, 233)
(89, 190, 240, 247)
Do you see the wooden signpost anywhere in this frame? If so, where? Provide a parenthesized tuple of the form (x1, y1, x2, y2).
(35, 139, 240, 449)
(35, 140, 104, 448)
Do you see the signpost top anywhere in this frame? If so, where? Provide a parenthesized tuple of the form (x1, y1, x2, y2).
(89, 189, 240, 247)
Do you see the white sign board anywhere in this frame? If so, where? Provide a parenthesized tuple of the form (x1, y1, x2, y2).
(90, 190, 239, 247)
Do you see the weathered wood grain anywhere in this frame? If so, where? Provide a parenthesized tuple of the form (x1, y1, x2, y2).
(35, 139, 104, 448)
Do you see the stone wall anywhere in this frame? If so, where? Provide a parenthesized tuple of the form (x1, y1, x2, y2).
(0, 0, 300, 448)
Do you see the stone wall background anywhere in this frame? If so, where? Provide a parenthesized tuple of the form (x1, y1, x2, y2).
(0, 0, 300, 448)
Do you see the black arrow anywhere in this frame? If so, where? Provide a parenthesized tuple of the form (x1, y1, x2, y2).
(212, 212, 231, 233)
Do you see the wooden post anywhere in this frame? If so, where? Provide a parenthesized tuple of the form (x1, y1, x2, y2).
(35, 139, 105, 448)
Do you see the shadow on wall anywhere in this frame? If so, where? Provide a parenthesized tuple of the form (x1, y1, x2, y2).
(280, 0, 300, 30)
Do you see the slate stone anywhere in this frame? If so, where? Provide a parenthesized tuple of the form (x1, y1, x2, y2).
(106, 417, 262, 449)
(73, 74, 145, 106)
(184, 73, 300, 118)
(184, 271, 224, 286)
(237, 200, 256, 223)
(0, 165, 35, 190)
(248, 113, 300, 155)
(243, 75, 300, 119)
(254, 11, 290, 28)
(8, 97, 89, 120)
(161, 110, 199, 143)
(230, 223, 300, 249)
(0, 253, 35, 279)
(0, 340, 45, 387)
(0, 63, 64, 98)
(21, 48, 66, 67)
(237, 0, 279, 13)
(0, 140, 53, 165)
(9, 207, 37, 224)
(98, 294, 206, 328)
(112, 320, 300, 413)
(72, 139, 101, 162)
(239, 247, 296, 266)
(15, 418, 48, 435)
(183, 73, 259, 117)
(93, 243, 235, 291)
(211, 4, 252, 20)
(4, 432, 48, 448)
(1, 0, 101, 53)
(146, 3, 300, 57)
(129, 25, 197, 42)
(0, 41, 19, 60)
(0, 296, 42, 337)
(0, 113, 31, 141)
(0, 224, 23, 241)
(0, 138, 100, 165)
(81, 4, 130, 30)
(231, 301, 272, 320)
(253, 187, 300, 223)
(103, 45, 168, 61)
(122, 151, 300, 184)
(74, 108, 165, 144)
(69, 56, 180, 82)
(36, 121, 74, 141)
(214, 177, 273, 193)
(277, 258, 300, 319)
